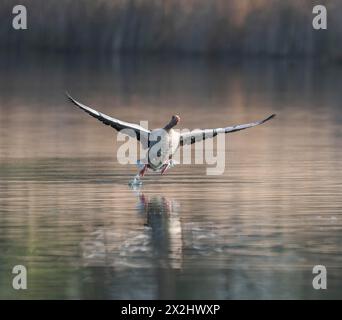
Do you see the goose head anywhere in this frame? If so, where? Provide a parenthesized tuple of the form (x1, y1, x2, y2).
(164, 115, 180, 131)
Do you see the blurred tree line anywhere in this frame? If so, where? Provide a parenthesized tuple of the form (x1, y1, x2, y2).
(0, 0, 340, 59)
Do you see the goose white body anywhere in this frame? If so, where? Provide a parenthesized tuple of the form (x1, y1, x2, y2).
(147, 128, 180, 170)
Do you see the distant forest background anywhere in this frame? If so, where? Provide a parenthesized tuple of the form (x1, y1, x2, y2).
(0, 0, 340, 59)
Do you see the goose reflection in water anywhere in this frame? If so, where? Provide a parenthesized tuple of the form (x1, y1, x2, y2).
(80, 193, 183, 269)
(137, 193, 183, 269)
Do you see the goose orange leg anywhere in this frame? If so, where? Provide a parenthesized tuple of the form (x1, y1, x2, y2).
(161, 163, 170, 175)
(139, 164, 148, 177)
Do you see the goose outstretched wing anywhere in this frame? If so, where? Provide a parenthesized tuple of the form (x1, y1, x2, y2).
(180, 114, 275, 146)
(66, 93, 150, 147)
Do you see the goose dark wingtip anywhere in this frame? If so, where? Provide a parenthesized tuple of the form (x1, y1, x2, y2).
(263, 114, 276, 123)
(65, 92, 81, 109)
(65, 91, 74, 102)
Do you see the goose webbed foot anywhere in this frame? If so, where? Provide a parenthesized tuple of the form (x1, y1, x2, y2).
(160, 159, 178, 175)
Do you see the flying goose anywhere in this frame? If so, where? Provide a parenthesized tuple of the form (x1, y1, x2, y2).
(66, 93, 275, 181)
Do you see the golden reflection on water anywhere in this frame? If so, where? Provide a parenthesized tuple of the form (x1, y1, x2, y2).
(0, 55, 342, 299)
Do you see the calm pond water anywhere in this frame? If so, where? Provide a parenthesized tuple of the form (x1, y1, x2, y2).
(0, 54, 341, 299)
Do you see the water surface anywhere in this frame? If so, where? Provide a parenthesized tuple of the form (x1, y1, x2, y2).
(0, 55, 341, 299)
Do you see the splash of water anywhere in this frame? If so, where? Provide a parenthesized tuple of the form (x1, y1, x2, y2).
(128, 174, 143, 187)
